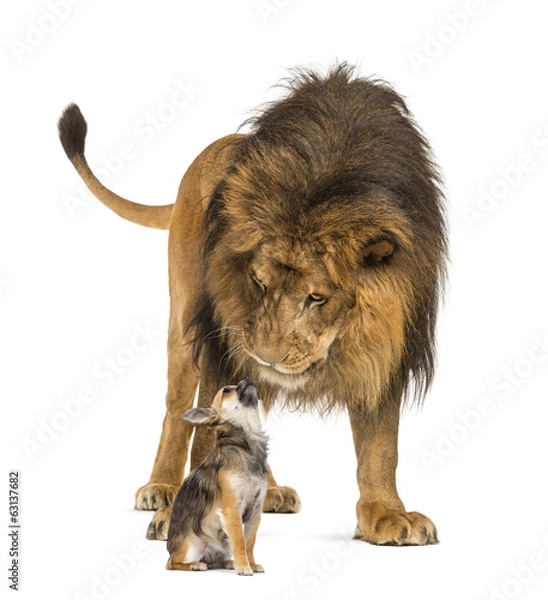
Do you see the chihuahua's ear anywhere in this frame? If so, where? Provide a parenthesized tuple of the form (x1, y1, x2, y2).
(181, 407, 219, 427)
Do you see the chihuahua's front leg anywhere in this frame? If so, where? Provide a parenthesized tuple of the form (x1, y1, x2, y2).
(218, 472, 253, 576)
(244, 508, 265, 573)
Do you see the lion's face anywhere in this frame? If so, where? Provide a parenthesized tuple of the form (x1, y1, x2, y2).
(207, 207, 409, 406)
(241, 242, 350, 390)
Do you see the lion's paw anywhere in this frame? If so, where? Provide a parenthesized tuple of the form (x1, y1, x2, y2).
(135, 483, 177, 511)
(236, 564, 254, 576)
(146, 506, 172, 541)
(355, 501, 438, 546)
(263, 485, 301, 513)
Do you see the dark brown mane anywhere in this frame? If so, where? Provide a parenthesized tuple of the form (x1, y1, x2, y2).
(189, 63, 447, 410)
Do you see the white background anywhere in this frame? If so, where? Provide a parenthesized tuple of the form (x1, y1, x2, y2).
(2, 1, 548, 599)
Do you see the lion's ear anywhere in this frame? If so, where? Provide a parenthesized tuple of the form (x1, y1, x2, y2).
(362, 239, 395, 265)
(181, 407, 220, 427)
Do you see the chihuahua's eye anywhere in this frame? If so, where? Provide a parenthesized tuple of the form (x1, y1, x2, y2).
(222, 387, 232, 396)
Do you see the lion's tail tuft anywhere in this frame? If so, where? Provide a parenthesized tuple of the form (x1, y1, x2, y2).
(58, 103, 88, 161)
(57, 104, 174, 230)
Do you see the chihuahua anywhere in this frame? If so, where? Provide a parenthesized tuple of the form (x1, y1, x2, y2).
(166, 377, 268, 575)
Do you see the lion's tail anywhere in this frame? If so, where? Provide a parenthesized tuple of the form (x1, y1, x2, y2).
(58, 104, 174, 230)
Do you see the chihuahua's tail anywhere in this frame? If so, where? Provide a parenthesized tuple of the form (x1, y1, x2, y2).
(58, 104, 174, 230)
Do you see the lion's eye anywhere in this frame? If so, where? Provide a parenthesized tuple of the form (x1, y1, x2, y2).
(252, 275, 266, 293)
(305, 293, 326, 308)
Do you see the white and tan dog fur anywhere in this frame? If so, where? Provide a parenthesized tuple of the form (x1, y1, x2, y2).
(165, 378, 268, 575)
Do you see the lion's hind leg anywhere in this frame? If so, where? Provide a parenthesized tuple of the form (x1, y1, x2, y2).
(146, 506, 172, 541)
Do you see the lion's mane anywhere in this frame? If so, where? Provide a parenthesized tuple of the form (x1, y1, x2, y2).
(190, 64, 447, 413)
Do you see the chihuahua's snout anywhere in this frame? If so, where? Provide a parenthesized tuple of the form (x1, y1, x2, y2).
(237, 377, 258, 407)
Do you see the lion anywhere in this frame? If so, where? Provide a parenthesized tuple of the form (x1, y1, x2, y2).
(58, 64, 447, 546)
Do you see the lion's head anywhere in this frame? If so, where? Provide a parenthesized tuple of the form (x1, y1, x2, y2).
(191, 65, 447, 413)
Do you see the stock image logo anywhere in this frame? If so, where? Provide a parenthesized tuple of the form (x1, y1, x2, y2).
(420, 334, 548, 471)
(21, 323, 162, 462)
(8, 0, 86, 63)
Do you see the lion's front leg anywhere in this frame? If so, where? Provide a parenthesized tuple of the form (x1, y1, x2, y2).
(134, 414, 192, 511)
(348, 393, 438, 546)
(135, 322, 199, 511)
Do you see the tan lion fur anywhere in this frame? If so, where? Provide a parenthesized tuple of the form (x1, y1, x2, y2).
(58, 64, 446, 545)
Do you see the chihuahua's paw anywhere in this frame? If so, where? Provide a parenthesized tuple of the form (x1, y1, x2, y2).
(135, 483, 177, 510)
(146, 507, 172, 541)
(190, 562, 208, 571)
(263, 485, 301, 513)
(225, 559, 263, 574)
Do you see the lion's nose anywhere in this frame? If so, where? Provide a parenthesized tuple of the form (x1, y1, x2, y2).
(254, 350, 289, 368)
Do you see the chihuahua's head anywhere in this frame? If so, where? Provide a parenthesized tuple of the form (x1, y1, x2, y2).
(182, 378, 262, 435)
